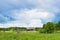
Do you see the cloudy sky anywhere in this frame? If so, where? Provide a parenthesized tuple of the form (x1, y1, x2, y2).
(0, 0, 60, 28)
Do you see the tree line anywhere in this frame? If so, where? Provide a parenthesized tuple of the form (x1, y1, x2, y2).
(0, 27, 27, 32)
(0, 21, 60, 33)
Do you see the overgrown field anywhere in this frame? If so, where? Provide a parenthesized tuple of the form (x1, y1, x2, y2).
(0, 31, 60, 40)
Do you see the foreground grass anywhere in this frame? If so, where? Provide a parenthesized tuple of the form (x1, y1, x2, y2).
(0, 31, 60, 40)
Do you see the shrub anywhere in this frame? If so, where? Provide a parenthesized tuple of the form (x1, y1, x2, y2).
(40, 22, 56, 33)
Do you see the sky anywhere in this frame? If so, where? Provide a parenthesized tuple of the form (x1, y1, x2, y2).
(0, 0, 60, 28)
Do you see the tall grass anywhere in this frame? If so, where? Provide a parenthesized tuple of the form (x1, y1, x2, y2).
(0, 31, 60, 40)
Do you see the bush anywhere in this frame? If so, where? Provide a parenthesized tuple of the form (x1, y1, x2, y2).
(39, 28, 46, 33)
(39, 22, 56, 33)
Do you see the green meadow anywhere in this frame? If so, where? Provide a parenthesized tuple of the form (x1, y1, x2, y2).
(0, 31, 60, 40)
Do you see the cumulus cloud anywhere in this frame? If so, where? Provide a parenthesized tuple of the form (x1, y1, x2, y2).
(11, 9, 55, 22)
(0, 0, 59, 28)
(0, 19, 42, 28)
(0, 20, 43, 28)
(28, 19, 43, 27)
(2, 9, 54, 28)
(0, 9, 55, 28)
(0, 24, 4, 28)
(0, 21, 28, 28)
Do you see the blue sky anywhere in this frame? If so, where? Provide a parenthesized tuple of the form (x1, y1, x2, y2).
(0, 0, 60, 28)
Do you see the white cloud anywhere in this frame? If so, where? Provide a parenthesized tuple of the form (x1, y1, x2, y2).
(24, 9, 55, 20)
(4, 9, 54, 28)
(28, 19, 43, 27)
(0, 0, 58, 28)
(12, 9, 55, 21)
(0, 19, 43, 28)
(0, 24, 4, 28)
(0, 21, 27, 28)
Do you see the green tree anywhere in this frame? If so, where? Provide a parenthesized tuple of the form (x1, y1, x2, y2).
(44, 22, 55, 33)
(40, 22, 55, 33)
(43, 24, 46, 28)
(56, 21, 60, 30)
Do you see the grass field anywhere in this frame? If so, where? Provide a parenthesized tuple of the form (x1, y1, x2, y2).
(0, 31, 60, 40)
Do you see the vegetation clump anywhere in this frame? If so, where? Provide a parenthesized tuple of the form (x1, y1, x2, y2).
(40, 21, 60, 33)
